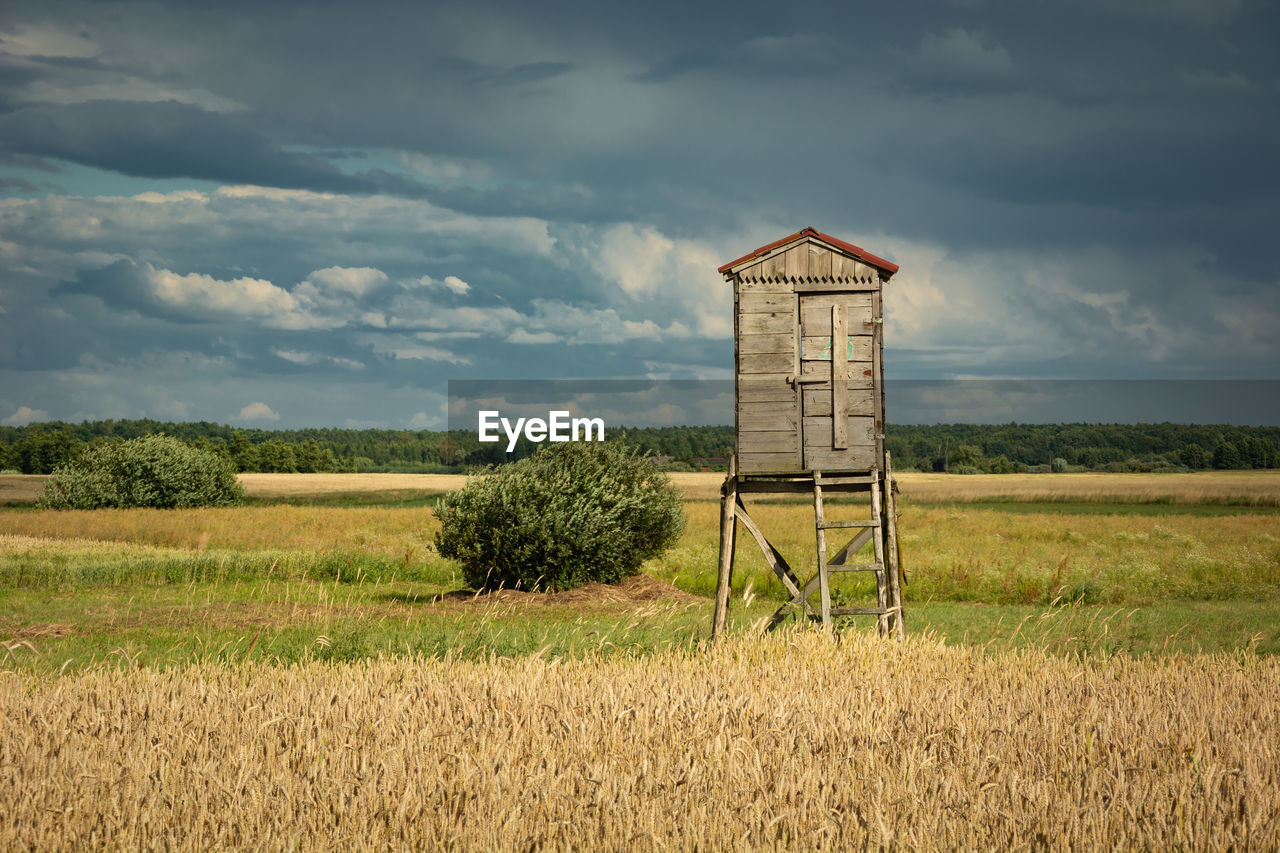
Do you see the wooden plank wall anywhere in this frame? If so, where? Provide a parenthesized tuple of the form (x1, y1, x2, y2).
(732, 237, 887, 474)
(736, 270, 798, 474)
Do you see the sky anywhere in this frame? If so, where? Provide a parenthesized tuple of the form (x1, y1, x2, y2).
(1, 0, 1277, 430)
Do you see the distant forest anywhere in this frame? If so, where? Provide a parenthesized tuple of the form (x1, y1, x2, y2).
(2, 419, 1277, 475)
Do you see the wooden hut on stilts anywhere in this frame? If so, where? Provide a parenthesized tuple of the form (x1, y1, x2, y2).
(711, 227, 905, 639)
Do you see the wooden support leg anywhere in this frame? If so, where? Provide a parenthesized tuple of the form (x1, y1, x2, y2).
(870, 478, 888, 637)
(712, 455, 737, 641)
(884, 453, 905, 641)
(813, 474, 833, 630)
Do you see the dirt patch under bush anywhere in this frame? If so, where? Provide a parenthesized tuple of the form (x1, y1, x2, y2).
(435, 573, 700, 608)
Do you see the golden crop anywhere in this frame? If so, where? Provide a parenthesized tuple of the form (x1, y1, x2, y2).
(3, 631, 1277, 851)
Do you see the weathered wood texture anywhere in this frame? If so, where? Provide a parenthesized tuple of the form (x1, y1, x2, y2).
(737, 435, 793, 455)
(883, 451, 905, 640)
(738, 312, 793, 334)
(739, 293, 795, 313)
(831, 305, 847, 449)
(734, 239, 881, 285)
(801, 359, 873, 380)
(803, 445, 878, 471)
(802, 416, 875, 447)
(736, 451, 801, 474)
(801, 387, 875, 415)
(721, 229, 903, 636)
(732, 234, 889, 474)
(712, 456, 737, 641)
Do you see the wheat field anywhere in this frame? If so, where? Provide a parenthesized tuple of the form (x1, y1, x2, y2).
(2, 631, 1276, 851)
(238, 469, 1280, 505)
(6, 470, 1280, 506)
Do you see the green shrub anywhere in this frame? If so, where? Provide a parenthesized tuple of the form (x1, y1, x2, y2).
(1051, 457, 1069, 473)
(434, 441, 686, 592)
(38, 434, 244, 509)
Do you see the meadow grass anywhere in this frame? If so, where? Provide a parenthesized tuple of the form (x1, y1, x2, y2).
(651, 499, 1280, 606)
(1, 471, 1277, 673)
(4, 578, 1276, 675)
(5, 499, 1277, 606)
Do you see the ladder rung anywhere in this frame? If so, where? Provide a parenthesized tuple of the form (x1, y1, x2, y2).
(817, 520, 878, 529)
(829, 563, 882, 573)
(831, 607, 886, 617)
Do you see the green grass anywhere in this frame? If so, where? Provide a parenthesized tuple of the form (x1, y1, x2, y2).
(0, 576, 710, 673)
(0, 538, 455, 588)
(4, 572, 1275, 674)
(3, 488, 1278, 672)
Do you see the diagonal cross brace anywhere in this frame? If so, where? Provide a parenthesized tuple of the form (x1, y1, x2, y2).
(733, 496, 803, 600)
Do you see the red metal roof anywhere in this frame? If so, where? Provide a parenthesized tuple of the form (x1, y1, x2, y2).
(717, 226, 899, 277)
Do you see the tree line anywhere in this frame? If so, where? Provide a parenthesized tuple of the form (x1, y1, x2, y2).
(1, 419, 1276, 475)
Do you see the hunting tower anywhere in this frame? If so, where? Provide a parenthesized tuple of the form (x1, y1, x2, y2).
(712, 227, 905, 637)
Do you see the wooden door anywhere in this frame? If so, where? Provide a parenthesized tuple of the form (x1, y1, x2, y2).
(735, 287, 801, 474)
(799, 293, 878, 471)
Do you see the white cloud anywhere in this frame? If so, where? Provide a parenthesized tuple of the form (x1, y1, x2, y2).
(272, 349, 364, 369)
(506, 328, 559, 344)
(415, 274, 471, 294)
(207, 186, 557, 257)
(2, 405, 49, 425)
(395, 151, 494, 182)
(868, 234, 1280, 374)
(303, 266, 389, 297)
(143, 266, 331, 329)
(359, 334, 471, 364)
(237, 401, 280, 421)
(131, 190, 211, 204)
(382, 293, 690, 345)
(214, 185, 337, 203)
(591, 223, 675, 296)
(76, 261, 400, 331)
(641, 360, 733, 380)
(0, 25, 98, 58)
(580, 223, 731, 337)
(408, 410, 445, 429)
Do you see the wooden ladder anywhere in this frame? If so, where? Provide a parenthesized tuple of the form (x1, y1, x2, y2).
(813, 471, 905, 638)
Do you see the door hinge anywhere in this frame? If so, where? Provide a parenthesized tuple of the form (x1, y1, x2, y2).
(875, 433, 886, 440)
(866, 317, 883, 325)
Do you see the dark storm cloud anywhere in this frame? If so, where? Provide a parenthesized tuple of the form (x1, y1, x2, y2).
(57, 259, 212, 324)
(471, 61, 575, 87)
(0, 0, 1277, 426)
(0, 175, 40, 192)
(0, 100, 376, 191)
(916, 125, 1280, 208)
